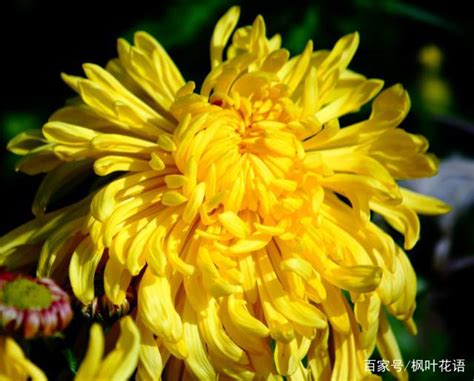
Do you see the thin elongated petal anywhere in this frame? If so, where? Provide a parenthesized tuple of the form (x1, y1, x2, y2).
(377, 311, 408, 381)
(400, 187, 451, 215)
(182, 301, 218, 380)
(69, 236, 103, 304)
(96, 316, 140, 380)
(136, 321, 164, 380)
(138, 269, 183, 343)
(75, 324, 104, 380)
(211, 6, 240, 68)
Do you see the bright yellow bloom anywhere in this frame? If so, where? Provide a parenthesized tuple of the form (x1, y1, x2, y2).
(75, 315, 140, 381)
(1, 6, 449, 380)
(0, 336, 46, 381)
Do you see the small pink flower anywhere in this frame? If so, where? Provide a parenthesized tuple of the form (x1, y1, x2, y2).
(0, 272, 73, 339)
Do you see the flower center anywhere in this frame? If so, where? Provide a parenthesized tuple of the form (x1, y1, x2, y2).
(210, 91, 299, 157)
(171, 83, 317, 221)
(0, 278, 52, 309)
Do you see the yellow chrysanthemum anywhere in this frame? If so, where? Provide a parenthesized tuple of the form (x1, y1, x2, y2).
(0, 7, 449, 381)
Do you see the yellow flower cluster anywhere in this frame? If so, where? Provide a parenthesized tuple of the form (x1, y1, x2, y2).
(0, 7, 448, 380)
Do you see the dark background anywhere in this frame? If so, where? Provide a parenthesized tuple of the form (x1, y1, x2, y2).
(0, 1, 473, 379)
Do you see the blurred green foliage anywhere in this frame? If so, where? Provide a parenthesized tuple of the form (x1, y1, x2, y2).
(0, 0, 473, 379)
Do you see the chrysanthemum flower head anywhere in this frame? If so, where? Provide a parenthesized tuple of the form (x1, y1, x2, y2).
(0, 271, 72, 339)
(1, 6, 449, 380)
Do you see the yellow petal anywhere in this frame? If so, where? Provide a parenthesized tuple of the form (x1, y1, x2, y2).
(274, 340, 299, 376)
(104, 255, 132, 305)
(91, 133, 155, 153)
(94, 155, 151, 176)
(316, 79, 384, 124)
(37, 216, 85, 278)
(331, 329, 360, 381)
(69, 236, 103, 304)
(165, 174, 187, 189)
(239, 255, 258, 304)
(218, 211, 250, 238)
(386, 249, 417, 320)
(326, 265, 382, 293)
(136, 320, 164, 381)
(182, 301, 218, 380)
(7, 129, 47, 155)
(210, 6, 240, 68)
(219, 233, 271, 255)
(162, 191, 188, 206)
(261, 49, 290, 73)
(42, 121, 98, 145)
(157, 133, 177, 152)
(90, 174, 133, 222)
(257, 249, 327, 329)
(126, 218, 160, 275)
(96, 316, 140, 380)
(354, 292, 381, 350)
(149, 152, 165, 170)
(280, 258, 313, 281)
(376, 311, 408, 381)
(0, 201, 86, 260)
(138, 269, 184, 342)
(321, 283, 351, 334)
(371, 83, 410, 127)
(307, 329, 331, 380)
(302, 66, 318, 116)
(197, 246, 241, 297)
(133, 31, 185, 94)
(199, 298, 248, 364)
(283, 40, 313, 94)
(165, 219, 196, 276)
(183, 182, 206, 223)
(376, 250, 405, 306)
(319, 32, 360, 79)
(15, 148, 61, 175)
(400, 187, 451, 215)
(321, 173, 399, 205)
(226, 294, 270, 338)
(75, 324, 104, 380)
(370, 200, 420, 250)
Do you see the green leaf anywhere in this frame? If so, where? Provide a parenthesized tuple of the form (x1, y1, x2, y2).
(62, 347, 78, 374)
